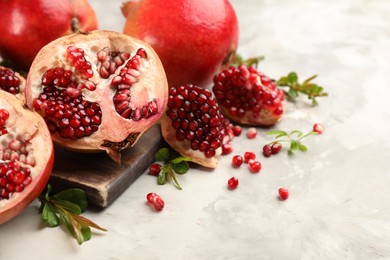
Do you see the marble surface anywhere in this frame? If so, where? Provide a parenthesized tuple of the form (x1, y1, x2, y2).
(1, 0, 390, 259)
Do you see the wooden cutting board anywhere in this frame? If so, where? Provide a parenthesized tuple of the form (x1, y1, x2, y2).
(49, 124, 163, 208)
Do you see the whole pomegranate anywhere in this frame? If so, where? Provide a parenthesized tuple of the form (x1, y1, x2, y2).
(25, 30, 168, 163)
(122, 0, 239, 88)
(0, 90, 54, 225)
(0, 0, 98, 71)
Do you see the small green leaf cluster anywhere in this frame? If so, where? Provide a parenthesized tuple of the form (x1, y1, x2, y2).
(277, 72, 328, 105)
(39, 184, 107, 245)
(154, 148, 192, 190)
(232, 54, 265, 68)
(266, 129, 318, 155)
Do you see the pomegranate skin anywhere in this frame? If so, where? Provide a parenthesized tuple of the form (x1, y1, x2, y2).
(122, 0, 239, 88)
(0, 0, 98, 71)
(0, 90, 54, 225)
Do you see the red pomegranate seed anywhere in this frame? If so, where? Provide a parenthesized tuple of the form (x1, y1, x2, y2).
(222, 143, 233, 155)
(232, 125, 242, 136)
(248, 160, 262, 173)
(243, 151, 256, 163)
(227, 177, 239, 189)
(263, 145, 272, 157)
(148, 163, 161, 176)
(278, 187, 289, 200)
(146, 192, 165, 211)
(246, 127, 257, 139)
(231, 155, 244, 168)
(0, 67, 21, 94)
(313, 123, 324, 134)
(271, 142, 282, 154)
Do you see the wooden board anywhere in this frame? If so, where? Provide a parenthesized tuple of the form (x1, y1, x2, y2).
(49, 124, 163, 208)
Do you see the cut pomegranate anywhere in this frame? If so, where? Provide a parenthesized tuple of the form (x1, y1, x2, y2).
(0, 90, 54, 225)
(161, 84, 230, 168)
(0, 0, 98, 71)
(25, 30, 168, 163)
(212, 65, 285, 126)
(227, 177, 239, 189)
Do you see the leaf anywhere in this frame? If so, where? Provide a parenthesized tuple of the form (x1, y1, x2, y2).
(170, 156, 192, 164)
(73, 214, 107, 231)
(287, 72, 298, 84)
(157, 169, 168, 185)
(42, 203, 59, 227)
(168, 170, 182, 190)
(54, 200, 82, 215)
(288, 88, 299, 98)
(290, 130, 304, 138)
(299, 143, 308, 152)
(52, 189, 87, 212)
(266, 130, 288, 137)
(290, 140, 299, 151)
(155, 148, 170, 162)
(80, 225, 92, 242)
(172, 161, 189, 175)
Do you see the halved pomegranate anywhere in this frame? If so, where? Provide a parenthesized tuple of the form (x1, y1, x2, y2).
(212, 65, 285, 126)
(161, 84, 231, 168)
(0, 66, 26, 101)
(0, 90, 54, 225)
(25, 30, 168, 162)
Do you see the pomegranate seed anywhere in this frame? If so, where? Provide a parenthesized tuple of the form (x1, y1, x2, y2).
(146, 192, 165, 211)
(248, 160, 262, 173)
(0, 67, 21, 94)
(246, 127, 257, 139)
(149, 163, 161, 176)
(278, 187, 289, 200)
(263, 145, 272, 157)
(313, 123, 324, 134)
(231, 155, 244, 168)
(271, 142, 282, 154)
(243, 151, 256, 163)
(222, 143, 233, 155)
(232, 125, 242, 136)
(227, 177, 239, 189)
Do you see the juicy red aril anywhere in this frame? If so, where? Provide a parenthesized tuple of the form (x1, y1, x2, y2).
(222, 143, 233, 155)
(67, 46, 93, 79)
(271, 142, 282, 154)
(232, 125, 242, 136)
(243, 151, 256, 163)
(227, 177, 239, 189)
(313, 123, 324, 134)
(246, 127, 257, 139)
(248, 160, 262, 173)
(0, 67, 20, 95)
(263, 145, 272, 157)
(231, 155, 244, 168)
(278, 187, 289, 200)
(212, 65, 284, 117)
(146, 192, 164, 211)
(149, 163, 161, 176)
(0, 161, 31, 200)
(166, 85, 226, 158)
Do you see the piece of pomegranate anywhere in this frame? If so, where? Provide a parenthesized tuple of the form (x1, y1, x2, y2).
(0, 66, 26, 101)
(212, 65, 285, 126)
(122, 0, 239, 88)
(25, 30, 168, 163)
(0, 0, 98, 71)
(0, 90, 54, 225)
(161, 84, 231, 168)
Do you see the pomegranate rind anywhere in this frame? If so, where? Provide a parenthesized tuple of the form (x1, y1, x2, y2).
(161, 114, 219, 169)
(25, 30, 168, 163)
(0, 90, 54, 225)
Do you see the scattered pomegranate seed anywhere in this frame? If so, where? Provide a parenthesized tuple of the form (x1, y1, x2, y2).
(271, 142, 282, 154)
(231, 155, 244, 168)
(222, 143, 233, 155)
(313, 123, 324, 134)
(263, 145, 272, 157)
(246, 127, 257, 139)
(146, 192, 165, 211)
(232, 125, 242, 136)
(278, 187, 289, 200)
(248, 160, 262, 173)
(243, 151, 256, 163)
(148, 163, 161, 176)
(227, 177, 239, 189)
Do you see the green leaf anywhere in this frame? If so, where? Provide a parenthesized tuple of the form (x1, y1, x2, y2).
(290, 130, 304, 138)
(170, 156, 192, 164)
(155, 148, 170, 162)
(266, 130, 288, 136)
(299, 143, 308, 152)
(288, 88, 299, 98)
(81, 225, 92, 242)
(42, 203, 59, 227)
(157, 169, 168, 185)
(287, 72, 298, 84)
(52, 189, 87, 212)
(54, 200, 82, 215)
(290, 140, 299, 151)
(172, 161, 189, 175)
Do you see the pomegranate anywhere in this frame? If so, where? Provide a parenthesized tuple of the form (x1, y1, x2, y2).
(212, 65, 285, 126)
(122, 0, 239, 88)
(25, 30, 168, 162)
(0, 0, 98, 71)
(0, 90, 54, 225)
(0, 66, 26, 101)
(161, 84, 231, 168)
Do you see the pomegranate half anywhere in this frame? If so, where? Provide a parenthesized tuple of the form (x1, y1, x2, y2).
(0, 0, 98, 71)
(122, 0, 239, 88)
(25, 30, 168, 162)
(0, 90, 54, 225)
